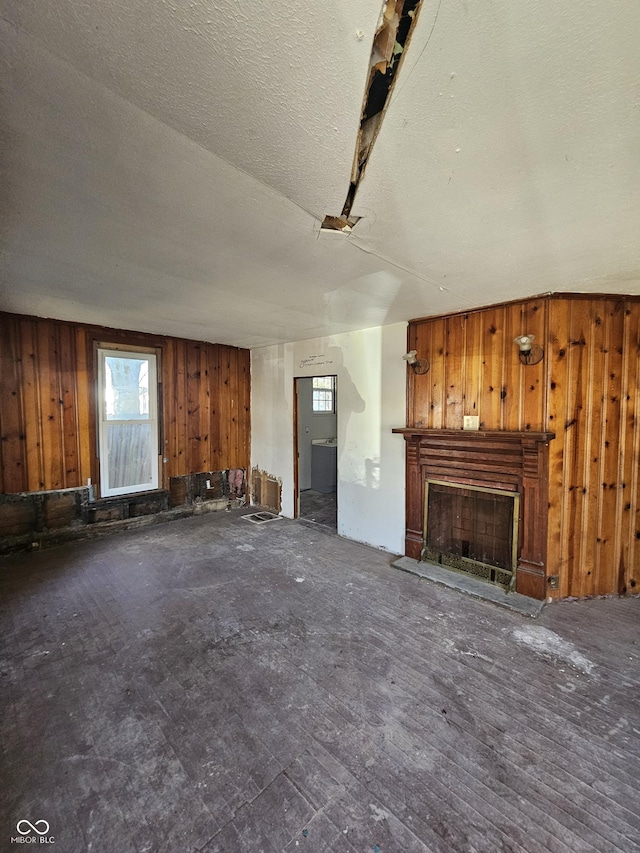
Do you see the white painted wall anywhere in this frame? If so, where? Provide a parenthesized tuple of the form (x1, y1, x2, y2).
(251, 323, 408, 554)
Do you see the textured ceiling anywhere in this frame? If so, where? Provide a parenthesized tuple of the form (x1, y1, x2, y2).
(1, 0, 639, 347)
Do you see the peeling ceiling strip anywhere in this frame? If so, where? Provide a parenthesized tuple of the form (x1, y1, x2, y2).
(322, 0, 425, 232)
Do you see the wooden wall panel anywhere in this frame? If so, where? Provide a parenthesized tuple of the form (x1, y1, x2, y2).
(0, 312, 251, 497)
(74, 327, 93, 485)
(620, 305, 640, 595)
(19, 318, 45, 491)
(199, 343, 211, 472)
(547, 297, 639, 598)
(408, 297, 547, 432)
(39, 320, 65, 491)
(444, 314, 465, 428)
(186, 342, 201, 475)
(238, 348, 251, 470)
(0, 316, 27, 493)
(229, 348, 240, 468)
(217, 347, 232, 469)
(599, 302, 625, 595)
(409, 317, 447, 428)
(481, 306, 504, 429)
(499, 304, 519, 430)
(208, 346, 222, 470)
(172, 338, 189, 477)
(58, 323, 80, 488)
(408, 294, 640, 598)
(545, 297, 571, 594)
(463, 309, 482, 422)
(517, 299, 547, 431)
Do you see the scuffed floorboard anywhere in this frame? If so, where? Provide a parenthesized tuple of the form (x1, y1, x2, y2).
(0, 510, 638, 852)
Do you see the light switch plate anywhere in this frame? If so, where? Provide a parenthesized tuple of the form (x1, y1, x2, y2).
(463, 415, 479, 431)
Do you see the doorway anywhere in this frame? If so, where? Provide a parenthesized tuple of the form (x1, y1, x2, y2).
(295, 376, 337, 529)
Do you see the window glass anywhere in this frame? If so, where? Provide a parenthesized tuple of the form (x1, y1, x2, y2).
(98, 349, 158, 496)
(312, 376, 335, 413)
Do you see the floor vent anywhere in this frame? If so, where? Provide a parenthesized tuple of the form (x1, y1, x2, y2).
(242, 512, 283, 525)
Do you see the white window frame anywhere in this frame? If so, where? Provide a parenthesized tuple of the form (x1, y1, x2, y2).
(97, 347, 159, 497)
(312, 375, 336, 414)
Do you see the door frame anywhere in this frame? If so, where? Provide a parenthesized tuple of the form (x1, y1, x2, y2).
(293, 374, 338, 520)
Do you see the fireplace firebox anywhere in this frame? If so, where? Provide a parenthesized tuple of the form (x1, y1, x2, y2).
(423, 479, 520, 588)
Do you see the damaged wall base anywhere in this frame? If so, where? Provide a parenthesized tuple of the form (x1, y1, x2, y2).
(251, 468, 282, 513)
(0, 468, 246, 555)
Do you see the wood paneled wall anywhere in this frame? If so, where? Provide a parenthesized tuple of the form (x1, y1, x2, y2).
(546, 297, 640, 598)
(0, 312, 250, 496)
(408, 298, 547, 432)
(408, 295, 640, 599)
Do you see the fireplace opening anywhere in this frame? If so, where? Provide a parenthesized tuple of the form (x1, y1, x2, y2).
(422, 479, 520, 588)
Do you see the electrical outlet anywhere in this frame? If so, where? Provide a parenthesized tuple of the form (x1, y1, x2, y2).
(548, 575, 559, 590)
(463, 415, 479, 431)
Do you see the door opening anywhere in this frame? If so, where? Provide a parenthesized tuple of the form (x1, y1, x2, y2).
(294, 375, 337, 529)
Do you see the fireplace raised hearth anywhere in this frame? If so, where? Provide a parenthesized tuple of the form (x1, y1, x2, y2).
(392, 429, 555, 599)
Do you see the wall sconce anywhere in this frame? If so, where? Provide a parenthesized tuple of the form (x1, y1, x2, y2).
(402, 350, 430, 374)
(514, 335, 544, 365)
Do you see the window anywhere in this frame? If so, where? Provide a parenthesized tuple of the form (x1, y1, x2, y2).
(312, 376, 336, 413)
(97, 348, 159, 496)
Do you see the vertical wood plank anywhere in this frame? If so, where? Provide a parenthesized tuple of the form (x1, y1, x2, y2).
(564, 299, 592, 598)
(19, 318, 44, 491)
(410, 319, 430, 427)
(226, 347, 237, 469)
(57, 322, 80, 488)
(199, 343, 210, 472)
(40, 320, 65, 489)
(462, 310, 482, 423)
(163, 337, 177, 479)
(424, 319, 445, 429)
(241, 347, 251, 471)
(621, 301, 640, 592)
(501, 303, 521, 431)
(218, 347, 232, 468)
(598, 301, 625, 595)
(209, 346, 222, 471)
(616, 301, 635, 594)
(481, 307, 503, 430)
(545, 298, 571, 596)
(176, 339, 188, 475)
(186, 342, 200, 474)
(580, 300, 606, 598)
(444, 315, 464, 428)
(0, 315, 27, 492)
(519, 298, 546, 431)
(406, 321, 418, 426)
(74, 327, 93, 487)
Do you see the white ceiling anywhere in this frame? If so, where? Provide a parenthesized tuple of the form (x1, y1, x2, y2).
(1, 0, 639, 348)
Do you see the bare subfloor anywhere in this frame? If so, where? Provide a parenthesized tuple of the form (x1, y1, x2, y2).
(1, 509, 638, 852)
(299, 489, 337, 529)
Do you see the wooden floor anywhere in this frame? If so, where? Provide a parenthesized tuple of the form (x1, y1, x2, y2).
(299, 489, 337, 529)
(1, 509, 639, 852)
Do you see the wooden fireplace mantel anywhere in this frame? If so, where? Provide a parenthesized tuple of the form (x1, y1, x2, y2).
(392, 428, 555, 599)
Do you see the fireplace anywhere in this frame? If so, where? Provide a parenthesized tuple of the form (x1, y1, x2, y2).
(392, 429, 555, 599)
(424, 480, 520, 588)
